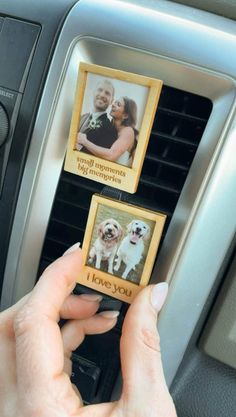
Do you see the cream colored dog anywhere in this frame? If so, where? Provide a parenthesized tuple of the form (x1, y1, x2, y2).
(114, 220, 150, 279)
(88, 218, 123, 274)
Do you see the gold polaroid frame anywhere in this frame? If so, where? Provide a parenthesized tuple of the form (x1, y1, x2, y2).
(78, 195, 166, 303)
(64, 62, 163, 193)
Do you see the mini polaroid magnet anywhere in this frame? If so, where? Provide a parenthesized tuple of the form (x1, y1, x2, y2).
(64, 62, 163, 193)
(78, 195, 166, 303)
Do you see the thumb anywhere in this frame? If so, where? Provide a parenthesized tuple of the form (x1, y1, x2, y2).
(120, 283, 174, 414)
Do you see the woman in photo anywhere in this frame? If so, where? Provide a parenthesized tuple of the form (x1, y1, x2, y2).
(77, 96, 138, 167)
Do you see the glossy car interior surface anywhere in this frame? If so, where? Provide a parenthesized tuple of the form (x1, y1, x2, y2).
(0, 0, 235, 415)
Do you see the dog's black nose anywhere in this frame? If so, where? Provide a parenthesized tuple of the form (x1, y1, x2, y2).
(107, 228, 112, 233)
(136, 227, 141, 233)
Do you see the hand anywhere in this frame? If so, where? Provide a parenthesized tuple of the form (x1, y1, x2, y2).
(0, 244, 177, 417)
(77, 132, 87, 146)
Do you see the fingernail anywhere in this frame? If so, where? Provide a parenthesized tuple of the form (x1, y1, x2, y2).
(79, 293, 103, 302)
(63, 242, 81, 256)
(151, 282, 168, 312)
(99, 310, 120, 319)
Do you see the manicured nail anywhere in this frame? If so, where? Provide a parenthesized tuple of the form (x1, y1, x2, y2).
(79, 293, 103, 302)
(99, 310, 120, 319)
(151, 282, 168, 312)
(63, 242, 81, 256)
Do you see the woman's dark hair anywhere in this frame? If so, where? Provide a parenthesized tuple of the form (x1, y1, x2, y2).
(121, 96, 139, 157)
(122, 96, 137, 128)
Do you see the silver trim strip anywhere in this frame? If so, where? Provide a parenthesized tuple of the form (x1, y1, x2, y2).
(1, 0, 236, 388)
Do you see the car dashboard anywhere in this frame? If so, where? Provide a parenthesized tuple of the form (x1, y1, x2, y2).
(0, 0, 235, 415)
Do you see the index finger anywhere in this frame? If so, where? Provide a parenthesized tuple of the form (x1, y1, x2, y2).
(26, 245, 83, 321)
(14, 248, 83, 388)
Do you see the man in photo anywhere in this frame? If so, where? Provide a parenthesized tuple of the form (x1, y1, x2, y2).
(76, 79, 117, 154)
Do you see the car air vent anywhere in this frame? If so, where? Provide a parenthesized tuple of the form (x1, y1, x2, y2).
(38, 85, 212, 276)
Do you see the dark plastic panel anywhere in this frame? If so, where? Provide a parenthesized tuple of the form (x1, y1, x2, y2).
(0, 0, 77, 296)
(171, 245, 236, 417)
(0, 18, 40, 92)
(172, 349, 236, 417)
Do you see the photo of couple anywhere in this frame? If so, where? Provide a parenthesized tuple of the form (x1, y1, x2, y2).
(65, 63, 163, 193)
(76, 74, 147, 167)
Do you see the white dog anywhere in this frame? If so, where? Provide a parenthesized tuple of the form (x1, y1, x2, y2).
(114, 220, 150, 279)
(88, 218, 123, 274)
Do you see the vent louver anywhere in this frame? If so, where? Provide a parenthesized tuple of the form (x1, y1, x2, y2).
(38, 85, 212, 275)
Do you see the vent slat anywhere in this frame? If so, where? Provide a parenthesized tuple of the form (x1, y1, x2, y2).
(151, 131, 198, 147)
(41, 255, 54, 264)
(145, 154, 189, 171)
(46, 235, 69, 247)
(124, 196, 172, 217)
(139, 176, 180, 194)
(158, 106, 208, 123)
(61, 174, 102, 192)
(54, 197, 89, 212)
(51, 217, 85, 232)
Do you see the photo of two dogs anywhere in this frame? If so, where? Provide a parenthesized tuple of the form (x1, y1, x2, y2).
(81, 196, 166, 300)
(87, 205, 154, 283)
